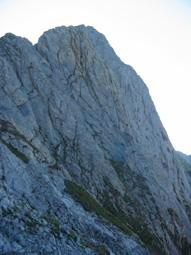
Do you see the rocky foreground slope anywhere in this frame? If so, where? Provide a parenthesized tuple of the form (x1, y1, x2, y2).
(0, 25, 191, 255)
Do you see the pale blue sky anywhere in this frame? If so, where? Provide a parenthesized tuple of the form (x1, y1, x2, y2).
(0, 0, 191, 154)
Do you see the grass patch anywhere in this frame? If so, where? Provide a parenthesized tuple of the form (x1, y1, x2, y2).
(68, 229, 77, 242)
(107, 161, 164, 254)
(65, 180, 161, 252)
(81, 241, 109, 255)
(0, 139, 29, 163)
(65, 175, 164, 254)
(43, 213, 61, 237)
(24, 211, 40, 234)
(64, 180, 132, 235)
(25, 218, 39, 234)
(110, 159, 125, 180)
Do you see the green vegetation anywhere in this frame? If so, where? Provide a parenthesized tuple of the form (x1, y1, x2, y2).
(105, 164, 164, 254)
(110, 159, 125, 180)
(24, 211, 40, 234)
(68, 229, 77, 242)
(101, 192, 118, 215)
(25, 217, 39, 234)
(64, 180, 132, 235)
(0, 139, 29, 163)
(65, 179, 163, 253)
(43, 213, 61, 237)
(23, 209, 61, 237)
(65, 165, 165, 255)
(81, 241, 109, 255)
(1, 206, 18, 219)
(95, 245, 109, 255)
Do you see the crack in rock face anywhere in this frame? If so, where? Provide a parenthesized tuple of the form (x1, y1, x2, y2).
(0, 25, 191, 255)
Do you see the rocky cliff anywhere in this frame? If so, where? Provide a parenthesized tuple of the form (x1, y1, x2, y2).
(0, 25, 191, 255)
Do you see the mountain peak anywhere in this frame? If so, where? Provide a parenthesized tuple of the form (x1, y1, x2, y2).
(0, 25, 191, 255)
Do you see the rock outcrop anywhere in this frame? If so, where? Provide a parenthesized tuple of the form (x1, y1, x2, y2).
(0, 25, 191, 255)
(177, 151, 191, 165)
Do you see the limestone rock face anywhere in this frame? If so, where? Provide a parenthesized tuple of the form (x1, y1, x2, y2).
(0, 25, 191, 255)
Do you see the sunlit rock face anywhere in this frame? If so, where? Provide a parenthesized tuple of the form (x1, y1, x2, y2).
(0, 25, 191, 255)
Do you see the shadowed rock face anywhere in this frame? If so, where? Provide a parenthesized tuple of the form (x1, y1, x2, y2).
(0, 25, 191, 255)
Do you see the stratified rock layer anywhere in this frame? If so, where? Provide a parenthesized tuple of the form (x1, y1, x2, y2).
(0, 25, 191, 255)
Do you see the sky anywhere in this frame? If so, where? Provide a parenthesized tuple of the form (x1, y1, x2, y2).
(0, 0, 191, 154)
